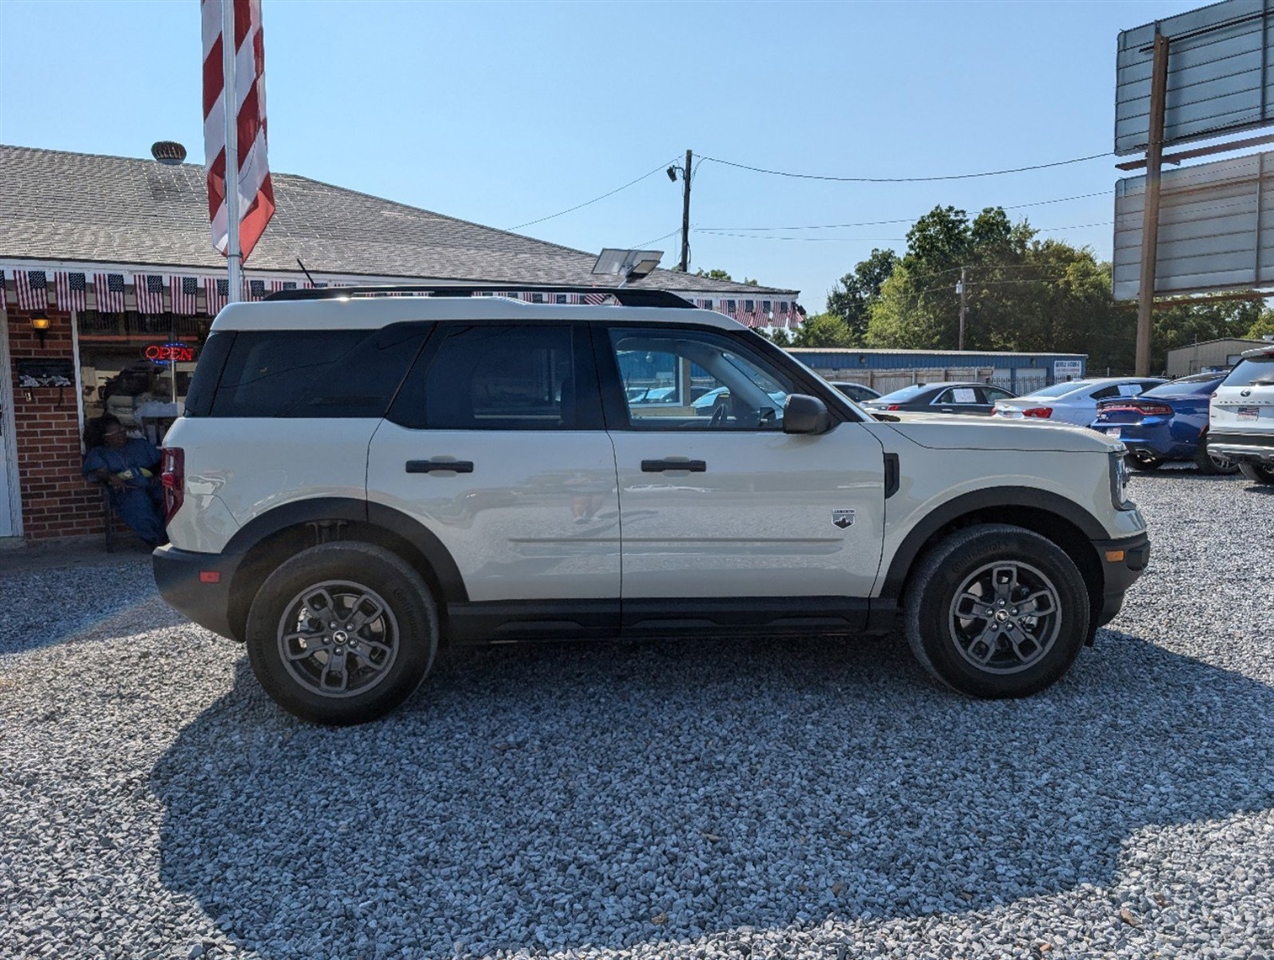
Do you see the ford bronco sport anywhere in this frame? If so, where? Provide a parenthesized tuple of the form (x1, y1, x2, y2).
(153, 286, 1150, 724)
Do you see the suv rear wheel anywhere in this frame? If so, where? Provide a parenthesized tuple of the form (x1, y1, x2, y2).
(245, 542, 438, 725)
(904, 524, 1090, 698)
(1238, 462, 1274, 485)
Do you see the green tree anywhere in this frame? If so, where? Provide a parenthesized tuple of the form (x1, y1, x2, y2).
(694, 268, 734, 281)
(791, 312, 853, 348)
(1151, 299, 1262, 372)
(826, 248, 897, 344)
(1245, 307, 1274, 341)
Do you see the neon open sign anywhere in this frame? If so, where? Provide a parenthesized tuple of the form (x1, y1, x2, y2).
(144, 342, 197, 365)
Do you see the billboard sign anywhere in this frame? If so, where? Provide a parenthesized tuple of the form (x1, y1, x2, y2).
(1113, 149, 1274, 299)
(1116, 0, 1274, 156)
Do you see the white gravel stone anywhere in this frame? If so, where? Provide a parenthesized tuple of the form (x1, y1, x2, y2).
(1, 469, 1272, 958)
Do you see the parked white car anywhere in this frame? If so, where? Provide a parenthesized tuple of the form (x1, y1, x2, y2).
(1207, 342, 1274, 485)
(152, 286, 1150, 724)
(992, 377, 1165, 427)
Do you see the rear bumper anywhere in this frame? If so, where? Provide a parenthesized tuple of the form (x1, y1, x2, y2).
(1208, 431, 1274, 463)
(1091, 531, 1151, 628)
(152, 545, 242, 641)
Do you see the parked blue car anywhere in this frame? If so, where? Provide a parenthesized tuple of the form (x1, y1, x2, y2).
(1089, 372, 1238, 474)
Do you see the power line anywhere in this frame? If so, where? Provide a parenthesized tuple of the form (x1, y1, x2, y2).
(696, 191, 1117, 233)
(699, 151, 1112, 184)
(635, 226, 685, 248)
(506, 156, 681, 231)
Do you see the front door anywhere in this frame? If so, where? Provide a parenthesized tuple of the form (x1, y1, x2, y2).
(598, 324, 886, 602)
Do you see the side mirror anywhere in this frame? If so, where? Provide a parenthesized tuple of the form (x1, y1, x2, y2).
(783, 394, 830, 434)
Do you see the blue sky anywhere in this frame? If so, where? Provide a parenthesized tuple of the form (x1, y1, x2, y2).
(0, 0, 1204, 306)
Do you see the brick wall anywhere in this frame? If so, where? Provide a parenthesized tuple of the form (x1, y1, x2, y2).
(7, 307, 102, 540)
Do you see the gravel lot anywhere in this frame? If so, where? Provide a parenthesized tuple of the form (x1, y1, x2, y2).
(2, 468, 1272, 960)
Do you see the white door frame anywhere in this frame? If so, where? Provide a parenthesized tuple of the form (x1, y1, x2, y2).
(0, 310, 22, 537)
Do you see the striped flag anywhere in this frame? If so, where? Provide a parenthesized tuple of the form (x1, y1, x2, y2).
(582, 293, 607, 305)
(94, 273, 127, 312)
(204, 277, 230, 314)
(202, 0, 275, 261)
(15, 270, 49, 311)
(170, 276, 200, 315)
(268, 279, 297, 295)
(56, 272, 88, 312)
(135, 274, 167, 314)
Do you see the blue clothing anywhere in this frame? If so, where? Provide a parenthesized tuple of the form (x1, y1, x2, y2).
(83, 438, 166, 545)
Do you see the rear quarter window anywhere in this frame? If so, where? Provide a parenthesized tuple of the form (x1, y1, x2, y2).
(208, 325, 427, 418)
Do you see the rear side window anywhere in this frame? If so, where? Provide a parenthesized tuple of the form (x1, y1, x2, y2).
(391, 325, 598, 430)
(183, 330, 235, 417)
(209, 325, 425, 418)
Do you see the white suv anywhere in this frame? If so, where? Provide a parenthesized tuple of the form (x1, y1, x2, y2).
(1207, 342, 1274, 485)
(152, 287, 1150, 724)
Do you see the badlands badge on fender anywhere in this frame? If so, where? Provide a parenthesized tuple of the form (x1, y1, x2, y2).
(832, 509, 855, 529)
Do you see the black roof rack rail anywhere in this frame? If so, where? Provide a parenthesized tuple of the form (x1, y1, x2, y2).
(264, 284, 696, 308)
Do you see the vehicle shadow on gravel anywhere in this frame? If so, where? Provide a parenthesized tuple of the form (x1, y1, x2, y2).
(151, 631, 1274, 957)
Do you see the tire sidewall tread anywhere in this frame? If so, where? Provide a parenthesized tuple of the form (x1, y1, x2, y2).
(904, 523, 1091, 699)
(246, 542, 438, 725)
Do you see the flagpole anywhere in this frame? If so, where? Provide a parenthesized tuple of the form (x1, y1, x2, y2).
(221, 0, 242, 304)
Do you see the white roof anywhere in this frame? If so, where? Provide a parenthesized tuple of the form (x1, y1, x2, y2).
(210, 295, 747, 332)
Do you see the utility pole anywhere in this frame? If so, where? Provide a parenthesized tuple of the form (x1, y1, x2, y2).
(679, 149, 692, 272)
(958, 266, 967, 351)
(1135, 31, 1170, 376)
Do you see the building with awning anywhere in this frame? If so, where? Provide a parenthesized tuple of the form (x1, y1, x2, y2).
(0, 144, 801, 541)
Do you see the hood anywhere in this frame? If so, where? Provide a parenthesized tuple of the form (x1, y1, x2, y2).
(871, 413, 1121, 453)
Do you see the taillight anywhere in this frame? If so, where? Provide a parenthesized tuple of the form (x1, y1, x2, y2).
(887, 404, 902, 411)
(161, 447, 184, 524)
(1135, 403, 1173, 417)
(1023, 407, 1053, 418)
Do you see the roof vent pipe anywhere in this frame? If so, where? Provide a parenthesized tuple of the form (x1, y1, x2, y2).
(151, 141, 187, 165)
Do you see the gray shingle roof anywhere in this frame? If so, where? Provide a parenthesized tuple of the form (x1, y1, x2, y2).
(0, 144, 795, 297)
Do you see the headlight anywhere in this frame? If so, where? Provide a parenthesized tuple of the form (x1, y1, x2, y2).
(1109, 449, 1134, 510)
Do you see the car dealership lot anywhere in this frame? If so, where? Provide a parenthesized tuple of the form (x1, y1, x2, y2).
(1, 470, 1272, 960)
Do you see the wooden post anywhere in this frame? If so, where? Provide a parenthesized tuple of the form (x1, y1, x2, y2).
(1136, 32, 1170, 376)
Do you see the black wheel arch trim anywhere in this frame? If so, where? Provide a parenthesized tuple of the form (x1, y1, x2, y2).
(879, 486, 1111, 600)
(221, 497, 469, 604)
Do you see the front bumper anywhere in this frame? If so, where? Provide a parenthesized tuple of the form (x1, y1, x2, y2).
(152, 545, 242, 641)
(1091, 531, 1151, 628)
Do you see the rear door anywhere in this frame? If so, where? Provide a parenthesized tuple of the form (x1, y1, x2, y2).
(596, 323, 886, 609)
(368, 323, 621, 611)
(931, 385, 989, 415)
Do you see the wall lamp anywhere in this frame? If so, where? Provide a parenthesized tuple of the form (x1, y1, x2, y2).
(30, 311, 50, 348)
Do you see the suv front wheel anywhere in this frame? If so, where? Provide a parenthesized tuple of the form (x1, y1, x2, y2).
(904, 524, 1090, 698)
(245, 542, 439, 725)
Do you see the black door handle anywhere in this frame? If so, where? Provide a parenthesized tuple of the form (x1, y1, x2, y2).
(406, 459, 474, 474)
(641, 459, 707, 472)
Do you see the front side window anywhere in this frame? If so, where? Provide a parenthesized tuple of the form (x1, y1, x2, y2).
(608, 327, 794, 430)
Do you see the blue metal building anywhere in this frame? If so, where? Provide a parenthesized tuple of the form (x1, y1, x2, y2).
(786, 348, 1087, 394)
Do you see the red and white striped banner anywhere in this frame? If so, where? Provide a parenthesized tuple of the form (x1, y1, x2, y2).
(15, 270, 49, 311)
(94, 273, 127, 313)
(202, 0, 275, 261)
(134, 274, 166, 314)
(204, 277, 230, 315)
(55, 272, 88, 312)
(170, 276, 200, 315)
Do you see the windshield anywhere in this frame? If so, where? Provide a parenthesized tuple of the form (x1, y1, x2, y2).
(873, 384, 930, 403)
(1021, 380, 1095, 400)
(1223, 354, 1274, 387)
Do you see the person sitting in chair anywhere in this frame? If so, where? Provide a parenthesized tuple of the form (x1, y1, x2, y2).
(82, 414, 167, 547)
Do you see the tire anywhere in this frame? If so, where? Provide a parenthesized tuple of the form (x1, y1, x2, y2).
(245, 542, 438, 725)
(903, 524, 1090, 699)
(1194, 439, 1238, 475)
(1239, 461, 1274, 485)
(1126, 454, 1163, 471)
